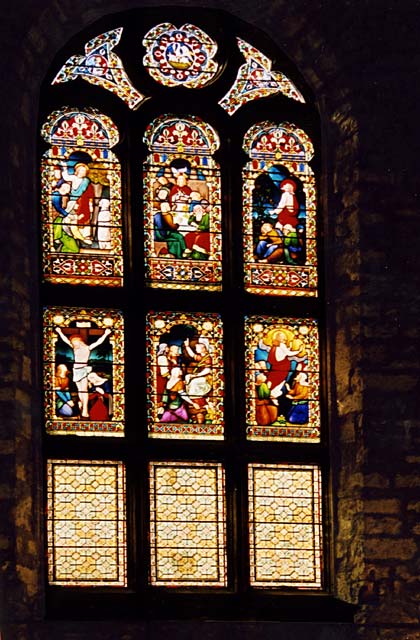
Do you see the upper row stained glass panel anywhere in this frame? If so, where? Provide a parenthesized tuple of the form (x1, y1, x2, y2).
(243, 122, 317, 297)
(40, 108, 316, 295)
(41, 108, 123, 286)
(143, 115, 222, 291)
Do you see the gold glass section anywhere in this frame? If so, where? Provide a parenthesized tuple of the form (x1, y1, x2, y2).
(248, 463, 322, 588)
(149, 461, 227, 586)
(47, 460, 126, 586)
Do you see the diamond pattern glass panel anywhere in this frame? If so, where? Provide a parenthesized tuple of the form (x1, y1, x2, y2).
(47, 460, 127, 586)
(149, 461, 227, 586)
(248, 463, 322, 588)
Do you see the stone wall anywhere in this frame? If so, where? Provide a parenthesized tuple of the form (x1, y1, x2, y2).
(0, 1, 419, 638)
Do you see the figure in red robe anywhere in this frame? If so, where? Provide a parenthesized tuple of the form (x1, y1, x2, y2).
(273, 179, 299, 228)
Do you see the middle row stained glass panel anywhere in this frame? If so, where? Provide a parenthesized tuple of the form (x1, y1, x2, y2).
(43, 310, 320, 442)
(146, 311, 224, 439)
(43, 307, 125, 436)
(245, 316, 320, 442)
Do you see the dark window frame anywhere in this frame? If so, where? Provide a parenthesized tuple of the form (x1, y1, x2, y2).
(39, 7, 355, 622)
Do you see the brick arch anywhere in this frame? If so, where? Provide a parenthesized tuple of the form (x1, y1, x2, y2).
(1, 0, 364, 633)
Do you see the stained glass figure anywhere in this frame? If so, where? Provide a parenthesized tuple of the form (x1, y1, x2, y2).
(143, 23, 218, 88)
(41, 108, 123, 286)
(243, 121, 317, 296)
(47, 460, 126, 586)
(52, 28, 145, 109)
(245, 316, 320, 442)
(146, 311, 224, 439)
(149, 461, 227, 586)
(143, 115, 222, 290)
(248, 463, 322, 588)
(43, 307, 124, 436)
(219, 38, 304, 116)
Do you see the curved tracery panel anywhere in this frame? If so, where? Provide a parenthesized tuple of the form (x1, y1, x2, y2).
(219, 38, 305, 116)
(41, 108, 123, 286)
(242, 121, 317, 297)
(143, 115, 222, 290)
(52, 28, 145, 109)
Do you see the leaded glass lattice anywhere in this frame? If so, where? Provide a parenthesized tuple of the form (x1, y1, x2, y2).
(243, 121, 317, 296)
(52, 29, 145, 109)
(146, 311, 224, 439)
(149, 461, 227, 586)
(245, 316, 320, 442)
(41, 108, 123, 286)
(142, 23, 218, 88)
(143, 115, 222, 290)
(248, 463, 322, 588)
(47, 460, 127, 586)
(43, 307, 124, 436)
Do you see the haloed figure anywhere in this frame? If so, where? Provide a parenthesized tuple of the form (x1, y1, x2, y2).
(55, 326, 111, 418)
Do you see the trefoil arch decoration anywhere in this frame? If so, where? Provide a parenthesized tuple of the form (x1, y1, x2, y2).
(52, 28, 145, 110)
(219, 38, 305, 115)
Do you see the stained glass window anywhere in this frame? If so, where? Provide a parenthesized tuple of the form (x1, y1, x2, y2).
(149, 461, 227, 586)
(143, 23, 218, 88)
(243, 121, 317, 296)
(47, 460, 126, 586)
(41, 108, 123, 286)
(245, 316, 320, 442)
(146, 311, 224, 439)
(248, 464, 322, 588)
(52, 29, 145, 109)
(143, 115, 222, 290)
(42, 9, 329, 609)
(43, 307, 124, 436)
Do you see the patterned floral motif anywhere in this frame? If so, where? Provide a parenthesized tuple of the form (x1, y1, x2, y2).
(143, 23, 218, 88)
